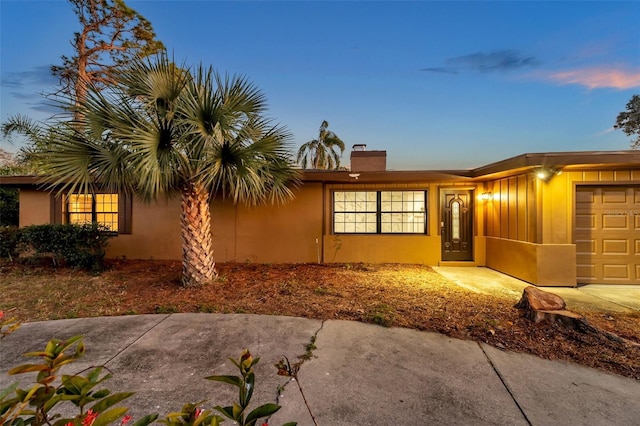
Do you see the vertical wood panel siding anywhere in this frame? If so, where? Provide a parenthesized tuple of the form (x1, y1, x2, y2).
(486, 173, 536, 243)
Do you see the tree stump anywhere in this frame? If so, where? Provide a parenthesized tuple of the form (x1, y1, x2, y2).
(514, 286, 589, 330)
(514, 286, 640, 346)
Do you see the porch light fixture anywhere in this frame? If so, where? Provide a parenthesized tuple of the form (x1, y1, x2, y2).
(480, 192, 492, 201)
(536, 170, 548, 180)
(535, 167, 560, 182)
(348, 173, 360, 180)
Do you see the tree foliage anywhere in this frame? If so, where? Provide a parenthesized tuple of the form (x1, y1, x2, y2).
(51, 0, 164, 110)
(296, 120, 345, 169)
(614, 94, 640, 149)
(3, 0, 163, 170)
(0, 148, 30, 226)
(39, 53, 300, 287)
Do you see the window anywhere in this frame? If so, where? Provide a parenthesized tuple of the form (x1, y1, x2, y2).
(65, 193, 119, 232)
(333, 190, 427, 234)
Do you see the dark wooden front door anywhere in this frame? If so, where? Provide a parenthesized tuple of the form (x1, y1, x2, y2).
(441, 190, 473, 261)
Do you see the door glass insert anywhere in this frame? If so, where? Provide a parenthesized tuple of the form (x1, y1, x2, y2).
(452, 200, 460, 240)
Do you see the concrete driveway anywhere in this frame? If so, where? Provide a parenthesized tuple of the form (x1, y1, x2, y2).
(1, 313, 639, 426)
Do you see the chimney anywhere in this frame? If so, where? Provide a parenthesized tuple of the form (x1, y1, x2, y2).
(350, 144, 387, 172)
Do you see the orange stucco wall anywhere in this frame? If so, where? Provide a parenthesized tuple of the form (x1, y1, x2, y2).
(20, 181, 487, 266)
(211, 183, 323, 263)
(320, 182, 485, 264)
(107, 196, 182, 260)
(323, 234, 441, 264)
(106, 183, 324, 263)
(486, 237, 576, 286)
(19, 189, 51, 227)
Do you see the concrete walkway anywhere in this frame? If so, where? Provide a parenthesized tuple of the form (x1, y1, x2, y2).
(1, 313, 639, 426)
(433, 266, 640, 313)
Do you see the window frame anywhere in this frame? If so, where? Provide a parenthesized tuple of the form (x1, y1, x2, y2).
(332, 190, 428, 235)
(52, 191, 132, 234)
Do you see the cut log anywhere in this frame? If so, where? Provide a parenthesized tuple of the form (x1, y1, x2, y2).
(514, 287, 640, 347)
(524, 309, 588, 329)
(514, 286, 566, 311)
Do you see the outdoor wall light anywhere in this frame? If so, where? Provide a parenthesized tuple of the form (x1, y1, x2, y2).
(348, 173, 360, 180)
(535, 167, 560, 182)
(480, 192, 492, 201)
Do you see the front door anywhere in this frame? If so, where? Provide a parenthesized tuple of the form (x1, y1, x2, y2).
(441, 190, 473, 261)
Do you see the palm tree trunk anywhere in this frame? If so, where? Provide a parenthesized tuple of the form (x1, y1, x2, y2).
(180, 181, 217, 287)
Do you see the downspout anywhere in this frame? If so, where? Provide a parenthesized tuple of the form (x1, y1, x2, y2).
(320, 181, 326, 264)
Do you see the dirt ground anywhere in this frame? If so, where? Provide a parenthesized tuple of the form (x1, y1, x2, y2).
(1, 260, 639, 380)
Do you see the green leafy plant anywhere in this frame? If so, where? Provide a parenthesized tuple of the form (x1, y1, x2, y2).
(206, 350, 296, 426)
(0, 311, 20, 340)
(0, 335, 155, 426)
(19, 224, 114, 270)
(1, 338, 296, 426)
(366, 303, 395, 327)
(0, 227, 22, 262)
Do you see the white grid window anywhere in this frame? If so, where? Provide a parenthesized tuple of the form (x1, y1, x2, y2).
(333, 190, 427, 234)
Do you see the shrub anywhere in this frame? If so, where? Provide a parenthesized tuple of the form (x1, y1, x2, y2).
(0, 226, 21, 261)
(0, 337, 297, 426)
(0, 311, 20, 340)
(0, 188, 19, 227)
(20, 223, 114, 270)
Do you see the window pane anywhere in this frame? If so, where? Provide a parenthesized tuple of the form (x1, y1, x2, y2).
(96, 213, 118, 232)
(68, 194, 92, 213)
(67, 193, 119, 232)
(69, 213, 92, 225)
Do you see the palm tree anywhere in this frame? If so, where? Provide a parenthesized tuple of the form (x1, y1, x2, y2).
(296, 120, 345, 169)
(37, 54, 299, 287)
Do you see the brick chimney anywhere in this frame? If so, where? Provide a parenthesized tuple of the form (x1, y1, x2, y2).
(350, 144, 387, 172)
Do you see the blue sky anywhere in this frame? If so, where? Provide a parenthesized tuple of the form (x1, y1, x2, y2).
(1, 1, 639, 170)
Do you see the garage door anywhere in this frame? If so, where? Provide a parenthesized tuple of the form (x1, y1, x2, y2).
(575, 186, 640, 284)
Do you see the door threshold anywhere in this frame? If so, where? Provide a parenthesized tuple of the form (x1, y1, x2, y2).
(438, 261, 478, 267)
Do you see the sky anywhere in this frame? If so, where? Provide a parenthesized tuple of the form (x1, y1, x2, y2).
(1, 1, 639, 170)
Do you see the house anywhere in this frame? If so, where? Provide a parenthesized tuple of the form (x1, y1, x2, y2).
(2, 148, 639, 286)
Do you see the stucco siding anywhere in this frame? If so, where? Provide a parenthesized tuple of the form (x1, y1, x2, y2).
(323, 234, 441, 264)
(486, 237, 576, 286)
(107, 196, 181, 260)
(213, 183, 323, 263)
(19, 190, 51, 227)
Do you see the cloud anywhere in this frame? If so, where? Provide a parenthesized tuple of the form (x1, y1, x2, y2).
(595, 127, 615, 137)
(543, 67, 640, 90)
(422, 50, 540, 74)
(1, 65, 57, 89)
(1, 65, 59, 114)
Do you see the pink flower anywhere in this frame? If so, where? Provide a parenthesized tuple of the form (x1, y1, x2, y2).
(65, 422, 73, 426)
(83, 410, 98, 426)
(121, 415, 132, 426)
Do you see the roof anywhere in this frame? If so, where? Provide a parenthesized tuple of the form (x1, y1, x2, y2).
(303, 150, 640, 182)
(2, 150, 639, 187)
(464, 150, 640, 179)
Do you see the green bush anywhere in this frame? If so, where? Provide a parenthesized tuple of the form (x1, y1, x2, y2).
(19, 223, 114, 270)
(0, 337, 297, 426)
(0, 188, 19, 227)
(0, 226, 21, 261)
